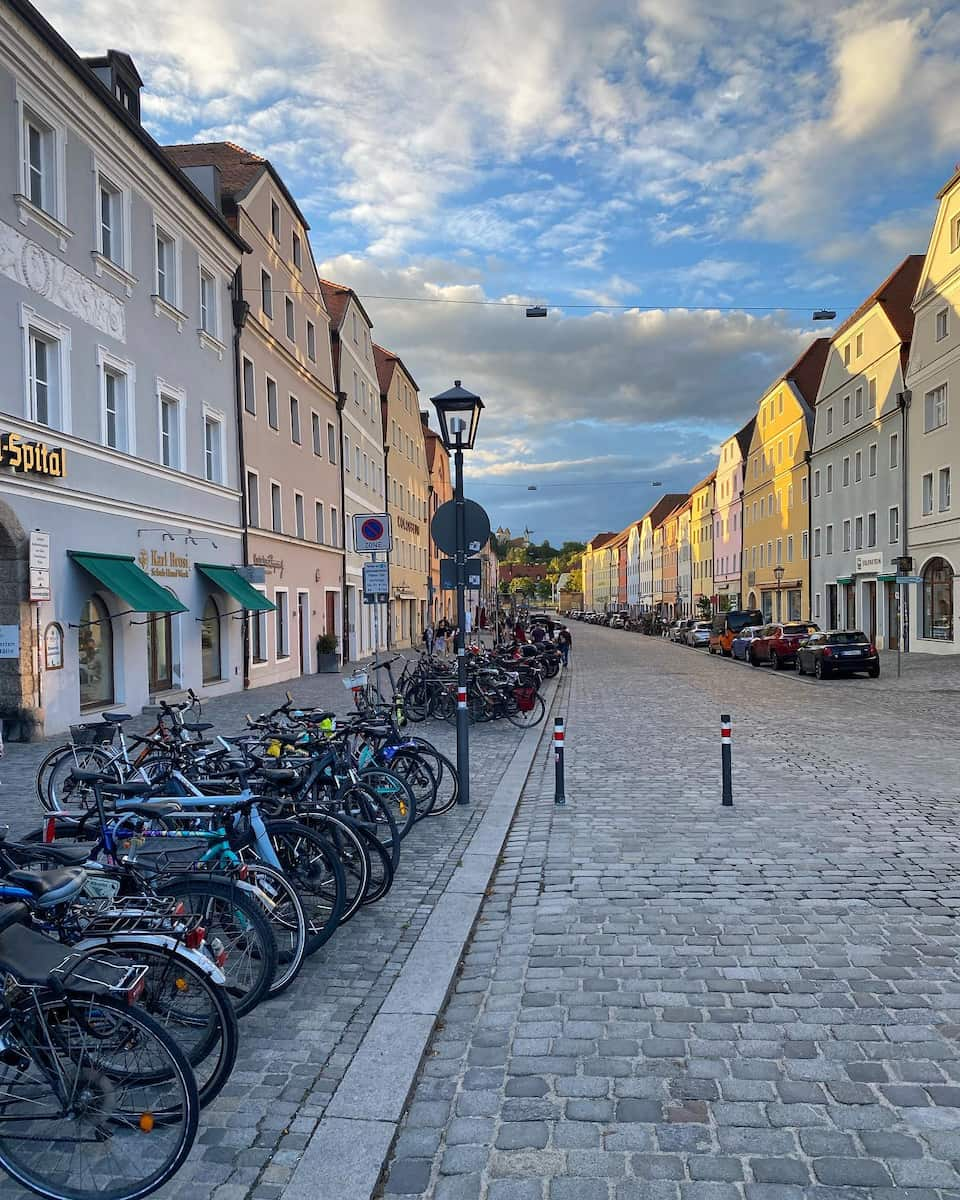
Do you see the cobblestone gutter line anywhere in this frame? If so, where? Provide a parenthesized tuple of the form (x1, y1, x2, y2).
(283, 675, 564, 1200)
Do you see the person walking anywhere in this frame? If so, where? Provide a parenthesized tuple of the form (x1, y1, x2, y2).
(557, 624, 572, 667)
(422, 622, 435, 655)
(436, 618, 450, 655)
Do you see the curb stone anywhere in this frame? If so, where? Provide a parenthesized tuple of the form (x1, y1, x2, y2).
(283, 673, 563, 1200)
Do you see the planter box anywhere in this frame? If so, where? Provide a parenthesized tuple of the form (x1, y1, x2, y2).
(317, 652, 340, 674)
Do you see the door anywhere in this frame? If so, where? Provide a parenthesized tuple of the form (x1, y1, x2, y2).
(148, 612, 172, 692)
(845, 583, 856, 630)
(826, 584, 838, 629)
(865, 581, 877, 644)
(298, 591, 310, 675)
(325, 592, 338, 657)
(885, 581, 898, 650)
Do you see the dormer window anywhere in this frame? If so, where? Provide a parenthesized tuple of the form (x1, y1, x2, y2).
(83, 51, 143, 122)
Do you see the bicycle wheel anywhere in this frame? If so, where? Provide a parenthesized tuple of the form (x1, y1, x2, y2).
(389, 748, 438, 819)
(241, 861, 308, 995)
(357, 824, 395, 905)
(406, 742, 459, 817)
(402, 681, 430, 723)
(153, 875, 277, 1017)
(292, 811, 370, 926)
(506, 692, 546, 728)
(334, 782, 401, 872)
(0, 992, 198, 1200)
(38, 744, 117, 814)
(359, 768, 417, 839)
(263, 821, 347, 955)
(76, 942, 238, 1110)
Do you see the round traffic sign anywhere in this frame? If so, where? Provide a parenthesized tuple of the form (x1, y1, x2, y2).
(431, 499, 491, 557)
(361, 517, 384, 542)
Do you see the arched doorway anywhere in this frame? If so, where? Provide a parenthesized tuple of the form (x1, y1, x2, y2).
(922, 556, 954, 642)
(747, 591, 757, 611)
(78, 594, 114, 709)
(201, 595, 221, 683)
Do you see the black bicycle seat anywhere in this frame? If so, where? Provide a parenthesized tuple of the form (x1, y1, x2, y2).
(99, 780, 157, 798)
(182, 722, 214, 733)
(2, 841, 92, 868)
(101, 712, 133, 724)
(4, 867, 86, 904)
(260, 768, 299, 785)
(113, 801, 183, 818)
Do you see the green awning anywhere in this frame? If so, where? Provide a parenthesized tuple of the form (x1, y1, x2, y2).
(878, 573, 898, 582)
(836, 576, 855, 585)
(69, 551, 188, 613)
(196, 563, 275, 612)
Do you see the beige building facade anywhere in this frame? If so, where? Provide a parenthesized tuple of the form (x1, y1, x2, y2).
(376, 345, 429, 648)
(423, 414, 454, 625)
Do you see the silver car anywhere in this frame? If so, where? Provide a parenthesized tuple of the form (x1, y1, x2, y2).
(684, 620, 713, 648)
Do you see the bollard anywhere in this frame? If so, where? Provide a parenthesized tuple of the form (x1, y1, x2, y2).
(554, 716, 566, 806)
(720, 713, 733, 806)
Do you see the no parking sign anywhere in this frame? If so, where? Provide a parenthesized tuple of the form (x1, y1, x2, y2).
(352, 513, 393, 553)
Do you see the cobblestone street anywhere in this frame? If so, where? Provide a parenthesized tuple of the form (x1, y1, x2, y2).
(383, 624, 960, 1199)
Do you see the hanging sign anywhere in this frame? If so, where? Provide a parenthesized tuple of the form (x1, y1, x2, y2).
(29, 530, 51, 601)
(44, 622, 63, 670)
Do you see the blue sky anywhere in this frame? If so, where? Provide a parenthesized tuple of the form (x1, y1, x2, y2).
(47, 0, 960, 544)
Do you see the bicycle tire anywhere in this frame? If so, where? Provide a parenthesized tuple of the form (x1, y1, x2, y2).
(356, 823, 395, 904)
(263, 820, 347, 954)
(389, 748, 438, 819)
(291, 810, 370, 926)
(406, 742, 459, 816)
(0, 992, 198, 1200)
(334, 782, 401, 872)
(359, 767, 417, 839)
(38, 744, 116, 814)
(152, 875, 277, 1017)
(506, 692, 546, 728)
(239, 861, 308, 996)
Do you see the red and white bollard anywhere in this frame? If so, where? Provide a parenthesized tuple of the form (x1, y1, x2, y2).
(721, 713, 733, 806)
(554, 716, 566, 806)
(457, 686, 468, 710)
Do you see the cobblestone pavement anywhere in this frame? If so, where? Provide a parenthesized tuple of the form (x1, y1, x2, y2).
(0, 660, 526, 1200)
(382, 624, 960, 1199)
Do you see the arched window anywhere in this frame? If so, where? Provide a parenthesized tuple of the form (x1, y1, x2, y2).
(923, 557, 954, 641)
(201, 595, 221, 683)
(78, 595, 113, 709)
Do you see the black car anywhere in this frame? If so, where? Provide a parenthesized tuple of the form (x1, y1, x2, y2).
(795, 630, 880, 679)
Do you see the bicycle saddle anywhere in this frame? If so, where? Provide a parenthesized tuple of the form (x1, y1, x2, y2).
(3, 867, 86, 905)
(182, 722, 214, 733)
(101, 712, 133, 723)
(112, 801, 183, 818)
(2, 840, 91, 868)
(260, 768, 300, 785)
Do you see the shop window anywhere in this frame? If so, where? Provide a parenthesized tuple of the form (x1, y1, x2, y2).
(922, 556, 954, 641)
(148, 609, 173, 692)
(251, 604, 267, 663)
(78, 595, 113, 709)
(201, 595, 221, 683)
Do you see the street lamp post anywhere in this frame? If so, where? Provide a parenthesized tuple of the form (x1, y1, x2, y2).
(773, 564, 784, 621)
(430, 381, 484, 807)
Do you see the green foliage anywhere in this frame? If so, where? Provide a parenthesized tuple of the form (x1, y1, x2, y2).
(316, 633, 338, 654)
(509, 577, 536, 597)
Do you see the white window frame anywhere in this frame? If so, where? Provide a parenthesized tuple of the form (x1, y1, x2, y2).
(330, 506, 339, 547)
(266, 376, 279, 432)
(156, 378, 186, 471)
(292, 230, 302, 270)
(270, 199, 281, 243)
(315, 501, 324, 544)
(922, 471, 934, 516)
(242, 356, 256, 415)
(202, 405, 226, 485)
(246, 468, 260, 528)
(939, 465, 951, 513)
(312, 411, 322, 456)
(843, 519, 851, 552)
(327, 423, 337, 464)
(889, 506, 899, 544)
(274, 587, 290, 660)
(868, 443, 877, 477)
(15, 84, 69, 244)
(19, 303, 71, 432)
(868, 377, 877, 410)
(826, 407, 834, 435)
(936, 308, 949, 342)
(855, 385, 864, 417)
(854, 515, 863, 551)
(289, 394, 301, 445)
(826, 525, 833, 555)
(813, 469, 821, 498)
(250, 586, 268, 665)
(827, 464, 834, 492)
(855, 450, 862, 483)
(153, 220, 185, 327)
(306, 320, 316, 361)
(197, 260, 224, 356)
(924, 383, 948, 433)
(96, 345, 136, 453)
(92, 158, 134, 290)
(285, 296, 295, 342)
(261, 269, 273, 319)
(294, 491, 305, 539)
(889, 432, 899, 469)
(867, 511, 877, 548)
(270, 479, 283, 534)
(814, 527, 821, 557)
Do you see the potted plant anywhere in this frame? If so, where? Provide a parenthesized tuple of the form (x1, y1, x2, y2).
(316, 633, 339, 673)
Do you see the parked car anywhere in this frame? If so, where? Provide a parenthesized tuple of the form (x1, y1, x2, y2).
(609, 615, 626, 629)
(684, 620, 713, 648)
(669, 619, 692, 642)
(731, 625, 763, 661)
(708, 609, 764, 656)
(749, 622, 820, 669)
(796, 630, 880, 679)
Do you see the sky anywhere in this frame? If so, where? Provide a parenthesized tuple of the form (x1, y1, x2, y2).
(44, 0, 960, 545)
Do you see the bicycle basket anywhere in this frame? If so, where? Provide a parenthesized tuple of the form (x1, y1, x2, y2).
(70, 722, 115, 747)
(342, 672, 368, 691)
(514, 686, 536, 713)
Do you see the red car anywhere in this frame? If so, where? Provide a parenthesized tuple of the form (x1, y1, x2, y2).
(749, 621, 820, 669)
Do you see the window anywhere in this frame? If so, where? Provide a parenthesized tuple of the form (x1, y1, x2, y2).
(802, 531, 808, 560)
(343, 434, 351, 472)
(330, 506, 338, 547)
(271, 482, 282, 532)
(844, 343, 851, 366)
(801, 476, 808, 504)
(159, 392, 180, 469)
(315, 502, 324, 544)
(922, 472, 934, 515)
(352, 312, 358, 343)
(327, 423, 337, 463)
(854, 516, 863, 550)
(285, 297, 295, 340)
(936, 309, 949, 342)
(869, 443, 877, 477)
(78, 595, 113, 709)
(826, 525, 834, 554)
(843, 395, 850, 424)
(201, 596, 221, 683)
(271, 199, 280, 242)
(243, 357, 256, 415)
(355, 446, 361, 478)
(925, 384, 948, 432)
(307, 320, 316, 361)
(98, 175, 123, 264)
(890, 432, 899, 469)
(246, 470, 259, 526)
(290, 395, 301, 444)
(777, 440, 783, 464)
(294, 492, 305, 539)
(843, 520, 851, 552)
(954, 214, 960, 252)
(156, 229, 176, 304)
(312, 412, 322, 455)
(786, 535, 793, 562)
(855, 450, 862, 482)
(767, 540, 772, 564)
(814, 592, 821, 619)
(251, 602, 267, 663)
(266, 378, 278, 430)
(855, 386, 863, 417)
(25, 318, 66, 429)
(275, 590, 289, 658)
(842, 457, 850, 487)
(199, 268, 217, 335)
(856, 332, 863, 358)
(923, 557, 954, 641)
(261, 269, 273, 318)
(203, 412, 223, 483)
(940, 466, 951, 512)
(814, 469, 821, 498)
(826, 407, 834, 434)
(20, 102, 62, 219)
(869, 377, 877, 410)
(867, 512, 877, 548)
(292, 231, 302, 269)
(103, 367, 128, 451)
(889, 506, 899, 543)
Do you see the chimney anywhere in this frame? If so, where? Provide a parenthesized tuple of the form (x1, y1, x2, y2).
(83, 50, 144, 122)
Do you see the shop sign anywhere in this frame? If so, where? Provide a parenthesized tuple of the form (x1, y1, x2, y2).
(0, 625, 19, 659)
(29, 530, 51, 602)
(397, 515, 420, 535)
(43, 622, 63, 670)
(138, 547, 189, 579)
(0, 432, 67, 477)
(252, 553, 284, 579)
(856, 552, 884, 574)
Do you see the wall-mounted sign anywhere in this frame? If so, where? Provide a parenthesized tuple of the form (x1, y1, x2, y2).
(397, 515, 420, 536)
(236, 565, 266, 584)
(29, 529, 51, 602)
(353, 513, 392, 553)
(856, 552, 884, 574)
(0, 625, 20, 659)
(138, 547, 189, 579)
(0, 432, 66, 477)
(252, 553, 284, 579)
(44, 622, 63, 670)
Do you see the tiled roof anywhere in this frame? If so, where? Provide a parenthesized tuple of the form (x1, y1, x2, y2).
(689, 468, 717, 495)
(734, 416, 756, 461)
(786, 338, 830, 408)
(317, 279, 375, 336)
(373, 344, 397, 396)
(164, 141, 265, 199)
(643, 494, 688, 530)
(587, 532, 618, 551)
(374, 343, 419, 394)
(830, 255, 924, 346)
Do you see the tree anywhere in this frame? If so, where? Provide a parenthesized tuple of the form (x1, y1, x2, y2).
(566, 568, 583, 593)
(509, 577, 536, 598)
(534, 579, 553, 601)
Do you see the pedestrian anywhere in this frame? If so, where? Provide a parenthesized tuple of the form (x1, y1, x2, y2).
(436, 618, 450, 655)
(530, 623, 546, 645)
(557, 624, 572, 667)
(514, 621, 527, 644)
(422, 622, 435, 655)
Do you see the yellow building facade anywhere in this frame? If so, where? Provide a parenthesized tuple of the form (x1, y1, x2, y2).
(689, 471, 716, 612)
(743, 340, 829, 622)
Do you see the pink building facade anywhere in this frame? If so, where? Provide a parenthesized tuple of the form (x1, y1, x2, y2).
(712, 417, 755, 611)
